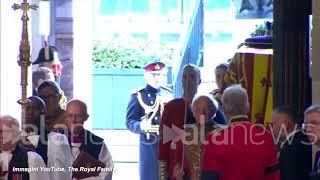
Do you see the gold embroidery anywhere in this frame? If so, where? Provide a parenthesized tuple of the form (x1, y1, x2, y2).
(184, 123, 219, 180)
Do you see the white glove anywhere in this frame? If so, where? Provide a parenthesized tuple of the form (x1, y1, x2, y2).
(140, 117, 151, 132)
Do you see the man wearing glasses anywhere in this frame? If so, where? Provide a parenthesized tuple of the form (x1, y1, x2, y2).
(303, 105, 320, 179)
(37, 80, 66, 132)
(271, 105, 312, 180)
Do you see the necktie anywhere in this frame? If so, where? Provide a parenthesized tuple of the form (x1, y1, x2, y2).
(313, 151, 320, 172)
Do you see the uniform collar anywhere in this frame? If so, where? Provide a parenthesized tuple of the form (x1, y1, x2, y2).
(229, 115, 249, 124)
(146, 84, 160, 93)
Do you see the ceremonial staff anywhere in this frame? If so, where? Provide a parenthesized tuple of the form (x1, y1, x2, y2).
(181, 48, 191, 171)
(12, 0, 38, 126)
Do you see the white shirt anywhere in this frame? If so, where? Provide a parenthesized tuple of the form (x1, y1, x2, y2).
(71, 141, 114, 180)
(0, 151, 49, 180)
(27, 132, 73, 180)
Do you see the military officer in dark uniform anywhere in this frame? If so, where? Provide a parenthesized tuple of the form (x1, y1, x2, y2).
(126, 61, 173, 180)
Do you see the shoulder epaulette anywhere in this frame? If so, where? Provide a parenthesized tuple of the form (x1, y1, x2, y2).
(130, 87, 144, 94)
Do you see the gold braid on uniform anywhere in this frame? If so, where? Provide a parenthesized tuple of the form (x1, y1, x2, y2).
(184, 123, 223, 179)
(159, 160, 167, 180)
(137, 92, 163, 121)
(159, 95, 164, 115)
(214, 93, 222, 106)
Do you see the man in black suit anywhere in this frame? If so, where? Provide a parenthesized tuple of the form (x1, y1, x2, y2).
(271, 105, 312, 180)
(304, 105, 320, 179)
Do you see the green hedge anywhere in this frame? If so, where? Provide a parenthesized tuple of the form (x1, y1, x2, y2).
(92, 39, 174, 68)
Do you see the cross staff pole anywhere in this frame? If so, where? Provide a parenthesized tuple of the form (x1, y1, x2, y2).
(181, 47, 191, 174)
(12, 0, 38, 127)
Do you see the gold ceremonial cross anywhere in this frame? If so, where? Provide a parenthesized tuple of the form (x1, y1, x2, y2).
(11, 0, 38, 127)
(12, 0, 38, 15)
(11, 0, 38, 64)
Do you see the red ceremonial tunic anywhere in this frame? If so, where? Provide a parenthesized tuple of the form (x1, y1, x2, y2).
(159, 98, 194, 179)
(201, 117, 280, 180)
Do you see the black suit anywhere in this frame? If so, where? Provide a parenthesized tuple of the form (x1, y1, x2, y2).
(279, 130, 312, 180)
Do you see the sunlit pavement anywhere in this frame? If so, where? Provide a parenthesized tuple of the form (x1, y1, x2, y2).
(91, 130, 140, 180)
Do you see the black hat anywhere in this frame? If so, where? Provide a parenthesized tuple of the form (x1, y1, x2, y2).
(32, 46, 60, 65)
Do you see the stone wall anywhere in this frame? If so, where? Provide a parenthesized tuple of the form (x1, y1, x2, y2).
(52, 0, 74, 100)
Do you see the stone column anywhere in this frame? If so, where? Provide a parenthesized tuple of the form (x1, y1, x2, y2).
(72, 0, 93, 130)
(54, 0, 74, 99)
(49, 0, 56, 45)
(31, 0, 40, 66)
(312, 0, 320, 104)
(273, 0, 312, 119)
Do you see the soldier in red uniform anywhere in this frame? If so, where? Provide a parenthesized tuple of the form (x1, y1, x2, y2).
(159, 64, 228, 180)
(158, 64, 201, 180)
(201, 85, 280, 180)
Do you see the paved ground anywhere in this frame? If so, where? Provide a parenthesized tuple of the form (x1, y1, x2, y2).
(91, 130, 140, 180)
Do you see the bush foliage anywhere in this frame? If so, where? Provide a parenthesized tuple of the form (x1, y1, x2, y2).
(92, 38, 175, 68)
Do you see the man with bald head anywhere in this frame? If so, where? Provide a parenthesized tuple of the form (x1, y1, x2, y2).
(65, 99, 113, 180)
(201, 85, 280, 180)
(0, 115, 48, 180)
